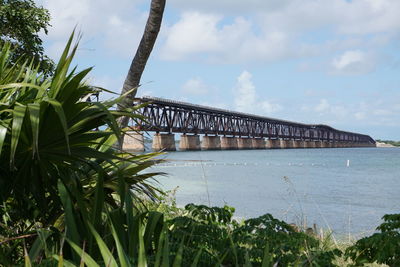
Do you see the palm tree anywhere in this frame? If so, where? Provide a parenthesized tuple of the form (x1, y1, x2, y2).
(118, 0, 166, 130)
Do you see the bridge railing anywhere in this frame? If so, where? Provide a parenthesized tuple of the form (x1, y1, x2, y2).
(131, 97, 375, 144)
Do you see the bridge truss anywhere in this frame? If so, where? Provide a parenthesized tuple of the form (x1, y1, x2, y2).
(132, 97, 375, 144)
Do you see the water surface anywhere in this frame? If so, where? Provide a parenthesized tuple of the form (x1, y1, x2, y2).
(151, 147, 400, 239)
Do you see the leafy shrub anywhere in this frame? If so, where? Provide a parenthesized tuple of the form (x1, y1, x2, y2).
(346, 214, 400, 267)
(167, 204, 342, 266)
(0, 35, 163, 265)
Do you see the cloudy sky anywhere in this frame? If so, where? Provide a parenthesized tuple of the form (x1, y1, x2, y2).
(35, 0, 400, 139)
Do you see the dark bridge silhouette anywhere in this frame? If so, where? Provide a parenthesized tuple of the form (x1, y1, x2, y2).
(124, 96, 376, 151)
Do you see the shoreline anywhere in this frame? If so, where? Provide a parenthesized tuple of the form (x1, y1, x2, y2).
(376, 142, 397, 148)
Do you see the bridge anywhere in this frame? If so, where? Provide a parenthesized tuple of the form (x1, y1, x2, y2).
(123, 96, 376, 151)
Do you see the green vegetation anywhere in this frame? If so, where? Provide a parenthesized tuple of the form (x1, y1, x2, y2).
(0, 0, 53, 74)
(0, 35, 163, 265)
(345, 214, 400, 267)
(0, 37, 398, 266)
(376, 139, 400, 147)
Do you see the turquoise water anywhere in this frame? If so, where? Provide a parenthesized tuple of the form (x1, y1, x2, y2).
(152, 148, 400, 239)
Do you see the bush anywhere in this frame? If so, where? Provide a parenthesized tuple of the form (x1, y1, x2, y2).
(167, 204, 342, 266)
(346, 214, 400, 267)
(0, 35, 163, 265)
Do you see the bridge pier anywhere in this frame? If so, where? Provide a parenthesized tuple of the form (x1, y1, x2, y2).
(294, 140, 303, 148)
(266, 139, 280, 149)
(179, 134, 201, 151)
(201, 136, 221, 150)
(298, 140, 307, 148)
(279, 139, 293, 149)
(237, 137, 252, 149)
(252, 138, 266, 149)
(221, 136, 238, 150)
(314, 141, 322, 148)
(325, 142, 331, 148)
(291, 140, 302, 149)
(123, 131, 145, 152)
(304, 141, 316, 148)
(320, 141, 329, 148)
(152, 133, 176, 151)
(326, 142, 333, 148)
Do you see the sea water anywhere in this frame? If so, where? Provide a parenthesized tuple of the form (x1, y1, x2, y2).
(151, 147, 400, 239)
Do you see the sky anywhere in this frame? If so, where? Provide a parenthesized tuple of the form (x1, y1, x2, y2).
(35, 0, 400, 140)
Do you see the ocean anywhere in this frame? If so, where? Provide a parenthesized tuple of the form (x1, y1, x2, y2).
(151, 147, 400, 240)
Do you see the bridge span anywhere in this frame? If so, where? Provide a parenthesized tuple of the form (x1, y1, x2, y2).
(123, 96, 376, 151)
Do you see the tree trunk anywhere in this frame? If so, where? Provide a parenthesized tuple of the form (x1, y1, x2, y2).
(118, 0, 166, 130)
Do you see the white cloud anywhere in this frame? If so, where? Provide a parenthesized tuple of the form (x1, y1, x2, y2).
(182, 78, 209, 95)
(162, 0, 400, 67)
(331, 50, 376, 75)
(261, 101, 282, 114)
(330, 105, 348, 118)
(311, 99, 348, 118)
(300, 95, 400, 131)
(171, 0, 400, 36)
(169, 0, 291, 14)
(162, 12, 221, 60)
(234, 71, 257, 113)
(38, 0, 400, 68)
(161, 12, 291, 63)
(38, 0, 146, 58)
(333, 51, 365, 70)
(373, 109, 393, 116)
(315, 99, 330, 112)
(354, 112, 366, 120)
(233, 71, 282, 115)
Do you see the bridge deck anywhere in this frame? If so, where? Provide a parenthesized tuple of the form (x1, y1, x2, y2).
(133, 96, 375, 144)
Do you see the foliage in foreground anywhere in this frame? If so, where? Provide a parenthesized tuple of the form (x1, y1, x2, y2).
(167, 204, 342, 266)
(346, 214, 400, 267)
(0, 35, 163, 265)
(19, 203, 342, 267)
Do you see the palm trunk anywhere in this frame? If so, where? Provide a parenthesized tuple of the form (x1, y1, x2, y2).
(118, 0, 166, 130)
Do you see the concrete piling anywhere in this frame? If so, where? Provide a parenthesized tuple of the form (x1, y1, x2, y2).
(305, 141, 316, 148)
(291, 140, 302, 149)
(314, 141, 323, 148)
(152, 133, 176, 151)
(237, 137, 252, 149)
(266, 139, 281, 149)
(123, 131, 145, 152)
(221, 136, 238, 150)
(252, 138, 266, 149)
(148, 133, 373, 151)
(179, 134, 201, 151)
(279, 139, 293, 149)
(201, 136, 221, 150)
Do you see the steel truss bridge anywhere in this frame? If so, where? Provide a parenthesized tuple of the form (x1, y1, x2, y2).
(131, 97, 375, 145)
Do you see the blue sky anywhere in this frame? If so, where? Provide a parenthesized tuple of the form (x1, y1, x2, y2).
(36, 0, 400, 140)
